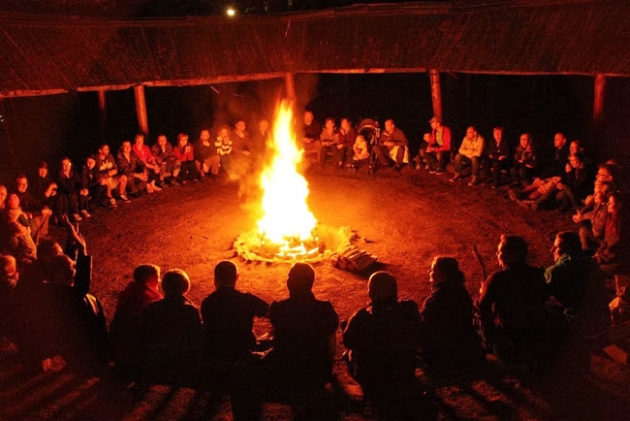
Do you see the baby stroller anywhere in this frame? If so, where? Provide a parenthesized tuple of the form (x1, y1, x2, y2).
(356, 118, 381, 174)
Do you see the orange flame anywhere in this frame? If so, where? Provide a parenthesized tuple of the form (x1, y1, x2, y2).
(257, 101, 317, 246)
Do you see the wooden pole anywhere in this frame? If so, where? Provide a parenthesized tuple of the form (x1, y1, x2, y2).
(429, 69, 442, 120)
(133, 85, 149, 135)
(284, 72, 296, 102)
(593, 73, 606, 127)
(97, 90, 107, 142)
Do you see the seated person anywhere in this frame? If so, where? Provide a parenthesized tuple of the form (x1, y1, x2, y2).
(194, 129, 220, 178)
(133, 134, 162, 192)
(140, 269, 202, 384)
(151, 134, 181, 186)
(577, 181, 611, 255)
(0, 255, 19, 339)
(484, 126, 511, 188)
(201, 261, 269, 421)
(476, 235, 549, 363)
(57, 157, 90, 221)
(336, 117, 356, 167)
(510, 133, 537, 187)
(595, 192, 627, 276)
(556, 152, 594, 212)
(39, 217, 108, 368)
(250, 118, 271, 170)
(31, 161, 66, 223)
(373, 119, 409, 171)
(0, 184, 6, 211)
(173, 133, 201, 184)
(418, 116, 451, 174)
(265, 263, 339, 394)
(231, 120, 254, 177)
(419, 257, 484, 370)
(343, 271, 421, 415)
(215, 126, 234, 178)
(351, 134, 370, 170)
(109, 264, 163, 377)
(81, 155, 106, 209)
(201, 260, 269, 363)
(117, 140, 146, 196)
(451, 126, 485, 186)
(95, 143, 129, 206)
(547, 231, 609, 336)
(300, 111, 322, 164)
(1, 192, 38, 260)
(13, 174, 53, 243)
(319, 118, 339, 165)
(540, 132, 570, 180)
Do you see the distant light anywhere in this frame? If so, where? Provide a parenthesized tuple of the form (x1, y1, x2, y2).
(226, 7, 236, 17)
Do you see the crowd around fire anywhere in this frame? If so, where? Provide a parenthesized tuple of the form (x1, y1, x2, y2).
(0, 108, 628, 419)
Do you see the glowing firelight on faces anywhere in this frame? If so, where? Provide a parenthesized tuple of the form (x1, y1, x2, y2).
(257, 102, 317, 246)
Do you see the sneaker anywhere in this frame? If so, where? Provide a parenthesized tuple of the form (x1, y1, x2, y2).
(72, 213, 82, 221)
(450, 173, 461, 182)
(170, 179, 181, 186)
(152, 184, 162, 192)
(119, 195, 131, 203)
(435, 169, 444, 175)
(80, 209, 91, 218)
(429, 168, 438, 174)
(109, 197, 117, 207)
(146, 185, 154, 194)
(468, 176, 478, 186)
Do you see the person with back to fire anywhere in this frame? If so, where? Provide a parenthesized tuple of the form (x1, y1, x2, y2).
(201, 260, 269, 420)
(263, 262, 339, 396)
(343, 271, 435, 419)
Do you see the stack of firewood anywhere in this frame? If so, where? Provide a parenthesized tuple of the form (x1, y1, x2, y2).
(330, 245, 378, 273)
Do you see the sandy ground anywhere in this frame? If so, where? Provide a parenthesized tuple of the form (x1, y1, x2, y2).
(1, 163, 629, 420)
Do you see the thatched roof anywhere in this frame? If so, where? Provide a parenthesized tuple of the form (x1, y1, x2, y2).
(0, 1, 628, 97)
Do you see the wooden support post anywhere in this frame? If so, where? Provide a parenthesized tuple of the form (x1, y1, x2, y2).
(133, 85, 149, 135)
(97, 90, 107, 142)
(429, 69, 442, 120)
(284, 72, 296, 102)
(593, 73, 606, 128)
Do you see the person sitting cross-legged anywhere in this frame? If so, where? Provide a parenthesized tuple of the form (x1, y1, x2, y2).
(343, 271, 432, 419)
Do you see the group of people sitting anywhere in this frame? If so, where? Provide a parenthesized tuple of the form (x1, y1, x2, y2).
(0, 218, 614, 419)
(0, 119, 276, 261)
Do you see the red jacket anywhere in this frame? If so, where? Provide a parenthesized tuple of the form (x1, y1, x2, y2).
(427, 126, 451, 153)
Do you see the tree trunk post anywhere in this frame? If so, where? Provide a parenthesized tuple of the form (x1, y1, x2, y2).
(284, 72, 296, 102)
(593, 73, 606, 128)
(429, 69, 443, 120)
(133, 85, 149, 135)
(97, 89, 107, 142)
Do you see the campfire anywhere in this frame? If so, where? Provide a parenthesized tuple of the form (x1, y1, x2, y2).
(235, 101, 351, 263)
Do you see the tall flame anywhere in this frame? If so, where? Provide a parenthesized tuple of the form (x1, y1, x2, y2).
(257, 101, 317, 244)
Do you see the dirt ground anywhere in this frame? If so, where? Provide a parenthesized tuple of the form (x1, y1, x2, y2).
(2, 163, 629, 420)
